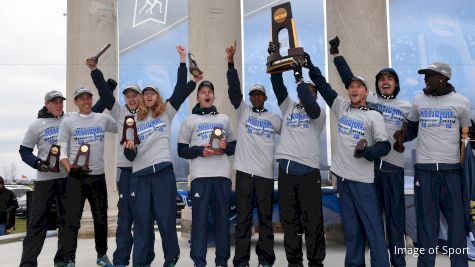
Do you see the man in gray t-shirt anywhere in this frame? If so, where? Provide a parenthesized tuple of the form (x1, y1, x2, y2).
(225, 42, 281, 267)
(18, 90, 70, 267)
(329, 37, 411, 266)
(178, 79, 236, 267)
(268, 44, 326, 266)
(58, 87, 117, 267)
(401, 62, 471, 267)
(308, 47, 391, 266)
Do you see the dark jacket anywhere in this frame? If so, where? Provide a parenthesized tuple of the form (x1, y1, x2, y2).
(0, 188, 18, 224)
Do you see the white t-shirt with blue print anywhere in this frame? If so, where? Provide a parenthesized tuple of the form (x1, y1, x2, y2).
(58, 112, 117, 175)
(274, 96, 326, 169)
(368, 92, 411, 168)
(109, 102, 137, 168)
(22, 117, 69, 181)
(233, 101, 282, 179)
(330, 96, 388, 183)
(407, 92, 472, 164)
(132, 102, 177, 173)
(179, 112, 236, 180)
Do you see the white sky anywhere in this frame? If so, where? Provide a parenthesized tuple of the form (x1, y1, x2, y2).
(0, 0, 67, 180)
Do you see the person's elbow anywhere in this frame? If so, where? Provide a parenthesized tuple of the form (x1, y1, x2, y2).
(362, 140, 391, 161)
(225, 141, 236, 156)
(177, 143, 188, 159)
(307, 107, 321, 120)
(379, 140, 391, 156)
(178, 143, 204, 159)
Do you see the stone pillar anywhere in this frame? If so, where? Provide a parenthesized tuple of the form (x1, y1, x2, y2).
(188, 0, 242, 142)
(66, 0, 118, 237)
(325, 0, 390, 242)
(181, 0, 243, 238)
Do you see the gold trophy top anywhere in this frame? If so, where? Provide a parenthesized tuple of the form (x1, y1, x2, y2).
(50, 146, 59, 155)
(214, 128, 222, 136)
(126, 117, 135, 126)
(80, 144, 89, 153)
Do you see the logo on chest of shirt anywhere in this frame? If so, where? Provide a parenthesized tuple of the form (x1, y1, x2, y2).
(196, 123, 225, 140)
(40, 126, 60, 145)
(74, 126, 105, 144)
(136, 117, 167, 141)
(286, 112, 310, 129)
(419, 108, 456, 129)
(245, 116, 275, 139)
(375, 103, 405, 126)
(338, 115, 366, 140)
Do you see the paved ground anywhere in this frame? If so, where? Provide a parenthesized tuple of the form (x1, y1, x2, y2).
(1, 232, 468, 266)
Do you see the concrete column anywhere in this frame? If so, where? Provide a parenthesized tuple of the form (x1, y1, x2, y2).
(181, 0, 243, 238)
(325, 0, 389, 242)
(326, 0, 390, 182)
(66, 0, 118, 237)
(188, 0, 242, 141)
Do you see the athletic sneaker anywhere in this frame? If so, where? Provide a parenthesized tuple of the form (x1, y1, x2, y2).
(96, 255, 114, 267)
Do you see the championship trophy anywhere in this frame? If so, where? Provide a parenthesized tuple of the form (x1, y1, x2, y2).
(266, 2, 306, 74)
(354, 139, 368, 158)
(393, 120, 408, 153)
(90, 43, 111, 63)
(120, 115, 140, 145)
(188, 53, 203, 77)
(209, 127, 224, 152)
(71, 144, 90, 172)
(44, 144, 60, 173)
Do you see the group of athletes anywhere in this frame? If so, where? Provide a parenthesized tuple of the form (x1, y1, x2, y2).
(16, 37, 474, 267)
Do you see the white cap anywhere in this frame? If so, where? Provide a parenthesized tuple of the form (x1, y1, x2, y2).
(73, 87, 93, 99)
(249, 84, 266, 95)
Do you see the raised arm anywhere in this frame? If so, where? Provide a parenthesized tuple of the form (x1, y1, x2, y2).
(307, 65, 338, 108)
(328, 36, 354, 87)
(334, 56, 354, 88)
(86, 58, 116, 111)
(169, 45, 194, 110)
(226, 40, 242, 109)
(296, 82, 320, 119)
(270, 73, 289, 105)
